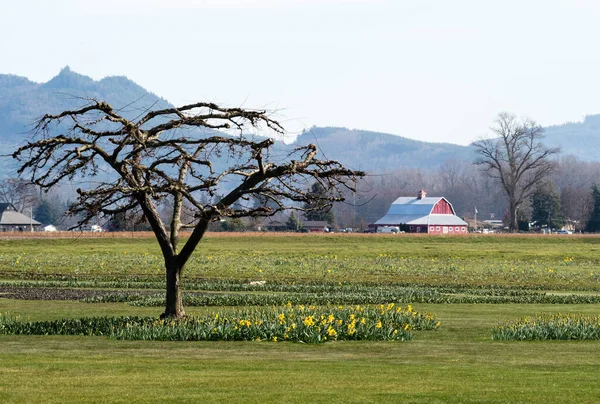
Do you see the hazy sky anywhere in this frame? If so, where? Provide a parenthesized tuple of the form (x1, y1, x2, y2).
(2, 0, 600, 145)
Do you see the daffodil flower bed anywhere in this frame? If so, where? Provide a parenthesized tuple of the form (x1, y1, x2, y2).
(0, 304, 439, 343)
(492, 313, 600, 341)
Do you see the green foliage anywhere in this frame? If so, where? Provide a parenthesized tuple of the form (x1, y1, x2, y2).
(82, 289, 600, 307)
(517, 209, 530, 232)
(33, 199, 64, 225)
(0, 304, 439, 343)
(286, 211, 301, 231)
(531, 183, 565, 230)
(585, 185, 600, 233)
(106, 212, 128, 231)
(127, 290, 444, 307)
(492, 313, 600, 340)
(113, 304, 436, 342)
(5, 277, 600, 306)
(303, 182, 334, 223)
(219, 218, 247, 232)
(0, 315, 147, 336)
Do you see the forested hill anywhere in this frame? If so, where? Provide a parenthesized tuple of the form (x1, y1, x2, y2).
(293, 118, 600, 172)
(292, 127, 472, 172)
(2, 67, 600, 177)
(543, 115, 600, 162)
(0, 66, 173, 145)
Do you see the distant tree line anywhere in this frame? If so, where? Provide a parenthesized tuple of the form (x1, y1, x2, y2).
(4, 153, 600, 233)
(328, 154, 600, 233)
(5, 109, 600, 234)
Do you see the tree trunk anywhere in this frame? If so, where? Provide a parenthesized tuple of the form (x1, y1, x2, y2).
(509, 200, 518, 233)
(162, 258, 185, 319)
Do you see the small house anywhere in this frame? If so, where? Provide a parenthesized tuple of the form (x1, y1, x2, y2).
(0, 203, 42, 232)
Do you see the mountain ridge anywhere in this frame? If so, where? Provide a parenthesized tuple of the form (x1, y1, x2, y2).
(2, 68, 600, 177)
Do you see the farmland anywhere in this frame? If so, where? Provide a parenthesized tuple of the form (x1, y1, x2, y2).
(1, 233, 600, 403)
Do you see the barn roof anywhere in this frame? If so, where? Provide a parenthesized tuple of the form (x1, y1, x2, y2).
(373, 195, 467, 226)
(302, 220, 329, 228)
(374, 214, 430, 225)
(386, 196, 446, 215)
(0, 204, 41, 226)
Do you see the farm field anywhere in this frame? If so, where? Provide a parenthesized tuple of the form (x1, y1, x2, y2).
(1, 233, 600, 403)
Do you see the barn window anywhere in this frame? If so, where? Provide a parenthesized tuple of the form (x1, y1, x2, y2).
(409, 226, 414, 230)
(429, 226, 434, 232)
(449, 227, 453, 232)
(462, 227, 466, 232)
(436, 227, 440, 231)
(416, 226, 421, 232)
(455, 227, 460, 231)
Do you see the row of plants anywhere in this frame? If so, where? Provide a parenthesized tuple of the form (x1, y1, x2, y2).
(0, 315, 142, 336)
(0, 303, 440, 343)
(3, 251, 600, 289)
(80, 290, 600, 307)
(0, 279, 552, 294)
(492, 313, 600, 340)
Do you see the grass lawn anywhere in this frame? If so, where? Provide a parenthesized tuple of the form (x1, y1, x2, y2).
(1, 300, 600, 403)
(1, 234, 600, 403)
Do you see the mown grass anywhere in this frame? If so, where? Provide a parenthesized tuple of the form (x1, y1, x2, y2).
(1, 300, 600, 403)
(1, 234, 600, 402)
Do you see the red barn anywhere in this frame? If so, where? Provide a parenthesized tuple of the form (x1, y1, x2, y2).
(372, 190, 468, 234)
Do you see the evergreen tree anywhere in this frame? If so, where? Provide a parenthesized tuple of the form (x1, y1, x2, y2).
(303, 182, 334, 223)
(531, 183, 565, 230)
(221, 218, 246, 232)
(33, 199, 63, 225)
(517, 209, 530, 232)
(107, 212, 128, 231)
(286, 212, 301, 231)
(585, 185, 600, 233)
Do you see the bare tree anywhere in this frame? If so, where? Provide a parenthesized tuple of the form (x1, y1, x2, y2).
(438, 159, 464, 190)
(554, 155, 600, 230)
(13, 99, 364, 318)
(0, 178, 40, 213)
(474, 113, 559, 232)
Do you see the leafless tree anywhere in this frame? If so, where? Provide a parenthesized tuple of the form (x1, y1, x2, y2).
(438, 159, 464, 190)
(0, 178, 40, 213)
(553, 155, 600, 230)
(13, 99, 364, 318)
(474, 113, 559, 232)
